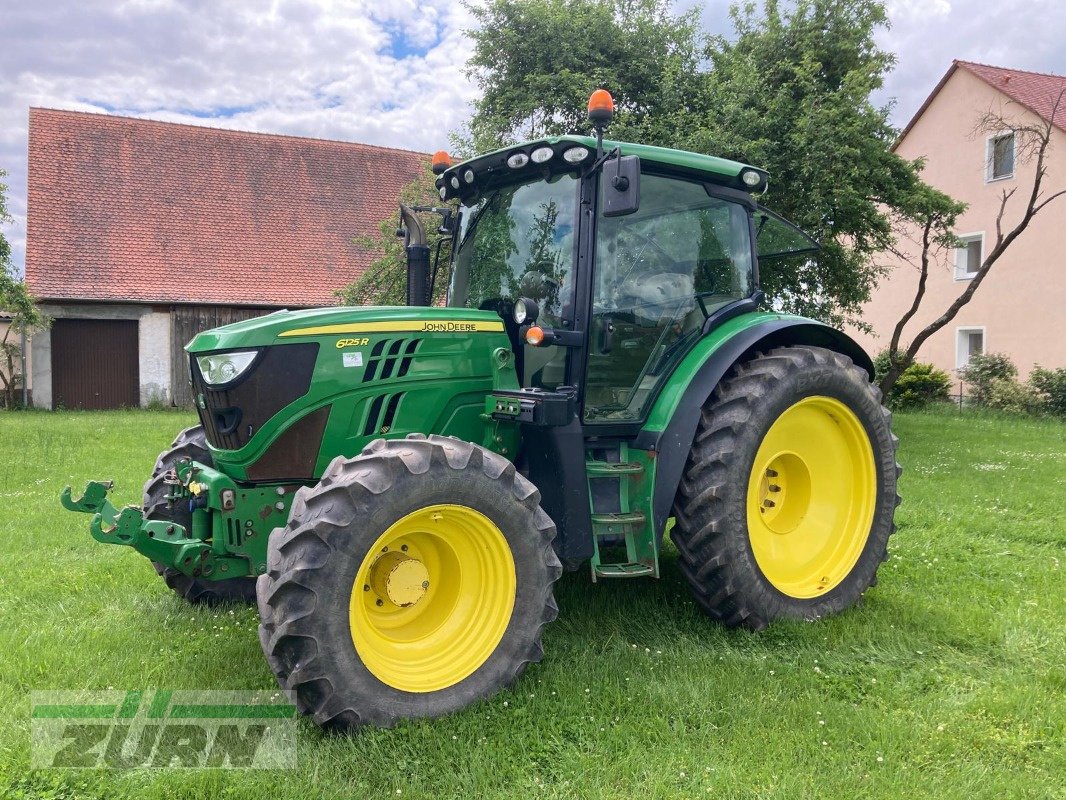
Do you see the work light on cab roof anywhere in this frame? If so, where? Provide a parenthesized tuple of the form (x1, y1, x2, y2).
(61, 79, 896, 737)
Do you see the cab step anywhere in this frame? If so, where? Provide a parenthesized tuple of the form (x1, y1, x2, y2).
(593, 562, 656, 579)
(586, 443, 659, 582)
(585, 460, 644, 477)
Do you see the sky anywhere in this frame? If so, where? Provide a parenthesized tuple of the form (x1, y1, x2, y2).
(2, 0, 1065, 275)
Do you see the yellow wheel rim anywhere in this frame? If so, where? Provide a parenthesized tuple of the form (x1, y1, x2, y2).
(746, 396, 877, 599)
(349, 504, 516, 693)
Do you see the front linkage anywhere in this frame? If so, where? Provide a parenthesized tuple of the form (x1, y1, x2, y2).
(61, 458, 292, 581)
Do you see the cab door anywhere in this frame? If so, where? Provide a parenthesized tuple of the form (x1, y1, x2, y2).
(583, 173, 756, 424)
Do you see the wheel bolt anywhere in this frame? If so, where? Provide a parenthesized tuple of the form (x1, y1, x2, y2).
(768, 484, 781, 493)
(363, 584, 370, 592)
(375, 599, 384, 607)
(763, 499, 776, 508)
(766, 469, 779, 477)
(422, 580, 430, 590)
(401, 544, 408, 552)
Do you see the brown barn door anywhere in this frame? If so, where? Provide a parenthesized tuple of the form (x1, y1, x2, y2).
(51, 319, 140, 409)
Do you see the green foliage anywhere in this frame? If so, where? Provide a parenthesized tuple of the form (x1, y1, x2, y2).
(956, 353, 1064, 416)
(1029, 366, 1066, 416)
(872, 348, 911, 384)
(890, 362, 952, 410)
(460, 0, 962, 326)
(689, 0, 963, 324)
(0, 169, 48, 409)
(983, 376, 1043, 415)
(958, 352, 1018, 406)
(873, 351, 950, 409)
(459, 0, 701, 154)
(337, 168, 452, 307)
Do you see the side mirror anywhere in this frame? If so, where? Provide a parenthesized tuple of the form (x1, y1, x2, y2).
(602, 155, 640, 217)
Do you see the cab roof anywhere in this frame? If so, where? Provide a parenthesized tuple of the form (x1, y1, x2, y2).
(436, 135, 768, 201)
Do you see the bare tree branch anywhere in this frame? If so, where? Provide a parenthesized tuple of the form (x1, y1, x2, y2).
(881, 87, 1066, 396)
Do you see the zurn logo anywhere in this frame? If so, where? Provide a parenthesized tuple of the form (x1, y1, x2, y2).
(31, 690, 297, 769)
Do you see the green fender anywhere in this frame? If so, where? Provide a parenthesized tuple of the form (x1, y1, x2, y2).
(635, 311, 874, 540)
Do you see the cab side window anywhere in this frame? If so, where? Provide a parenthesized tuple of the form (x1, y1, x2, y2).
(584, 174, 754, 422)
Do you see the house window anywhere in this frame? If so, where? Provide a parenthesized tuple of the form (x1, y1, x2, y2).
(954, 233, 983, 280)
(987, 132, 1015, 181)
(956, 327, 985, 369)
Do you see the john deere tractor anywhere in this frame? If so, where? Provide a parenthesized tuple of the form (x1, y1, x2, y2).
(62, 91, 899, 730)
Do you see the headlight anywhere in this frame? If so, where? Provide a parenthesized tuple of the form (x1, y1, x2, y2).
(562, 146, 590, 164)
(740, 168, 763, 188)
(530, 146, 554, 164)
(512, 297, 540, 325)
(506, 152, 530, 169)
(196, 351, 258, 386)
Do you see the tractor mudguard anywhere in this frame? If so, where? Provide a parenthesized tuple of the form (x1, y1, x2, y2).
(635, 317, 874, 542)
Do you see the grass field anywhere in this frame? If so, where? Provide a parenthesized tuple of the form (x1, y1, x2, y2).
(0, 408, 1063, 799)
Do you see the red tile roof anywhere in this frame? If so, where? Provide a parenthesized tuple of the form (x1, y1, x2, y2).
(26, 109, 428, 306)
(897, 60, 1066, 148)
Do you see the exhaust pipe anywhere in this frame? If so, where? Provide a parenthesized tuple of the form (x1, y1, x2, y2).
(399, 204, 430, 306)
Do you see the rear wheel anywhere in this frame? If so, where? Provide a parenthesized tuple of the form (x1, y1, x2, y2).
(673, 346, 900, 630)
(258, 434, 561, 729)
(143, 426, 257, 605)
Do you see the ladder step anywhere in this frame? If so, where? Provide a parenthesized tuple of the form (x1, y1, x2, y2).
(590, 512, 646, 533)
(594, 563, 656, 578)
(586, 461, 644, 477)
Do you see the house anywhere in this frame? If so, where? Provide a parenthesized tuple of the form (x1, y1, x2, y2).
(25, 109, 427, 409)
(851, 61, 1066, 379)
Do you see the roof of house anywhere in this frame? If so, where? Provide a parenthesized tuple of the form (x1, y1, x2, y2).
(26, 109, 427, 306)
(897, 60, 1066, 147)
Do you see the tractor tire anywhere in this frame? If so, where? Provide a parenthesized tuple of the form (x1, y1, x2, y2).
(257, 433, 561, 730)
(143, 426, 257, 606)
(673, 346, 900, 631)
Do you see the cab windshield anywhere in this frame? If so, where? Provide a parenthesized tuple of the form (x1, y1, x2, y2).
(448, 175, 578, 329)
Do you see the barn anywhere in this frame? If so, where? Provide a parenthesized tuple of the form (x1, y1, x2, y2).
(24, 108, 426, 409)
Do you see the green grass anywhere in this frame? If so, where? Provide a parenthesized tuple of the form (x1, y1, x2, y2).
(0, 408, 1063, 799)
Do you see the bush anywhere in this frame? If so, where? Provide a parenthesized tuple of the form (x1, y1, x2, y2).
(1029, 366, 1066, 416)
(984, 377, 1043, 415)
(891, 362, 952, 410)
(872, 349, 911, 386)
(873, 350, 951, 409)
(959, 352, 1018, 406)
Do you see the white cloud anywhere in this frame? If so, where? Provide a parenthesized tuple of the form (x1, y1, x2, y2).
(0, 0, 478, 273)
(2, 0, 1065, 275)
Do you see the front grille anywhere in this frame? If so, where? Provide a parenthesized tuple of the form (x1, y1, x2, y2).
(191, 343, 319, 450)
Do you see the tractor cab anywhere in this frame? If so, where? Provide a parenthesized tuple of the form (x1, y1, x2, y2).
(431, 133, 818, 426)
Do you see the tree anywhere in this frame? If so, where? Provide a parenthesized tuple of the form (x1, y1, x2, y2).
(459, 0, 701, 154)
(0, 170, 47, 409)
(460, 0, 955, 326)
(337, 167, 453, 307)
(878, 92, 1066, 397)
(686, 0, 963, 324)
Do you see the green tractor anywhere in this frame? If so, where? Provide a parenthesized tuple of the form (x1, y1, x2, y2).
(62, 91, 899, 730)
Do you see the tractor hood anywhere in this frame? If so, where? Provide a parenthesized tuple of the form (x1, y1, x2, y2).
(185, 306, 507, 353)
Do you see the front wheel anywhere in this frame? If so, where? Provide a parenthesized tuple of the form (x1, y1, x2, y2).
(673, 346, 900, 630)
(257, 434, 561, 730)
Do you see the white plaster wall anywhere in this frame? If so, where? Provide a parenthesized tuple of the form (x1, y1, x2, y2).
(138, 311, 172, 406)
